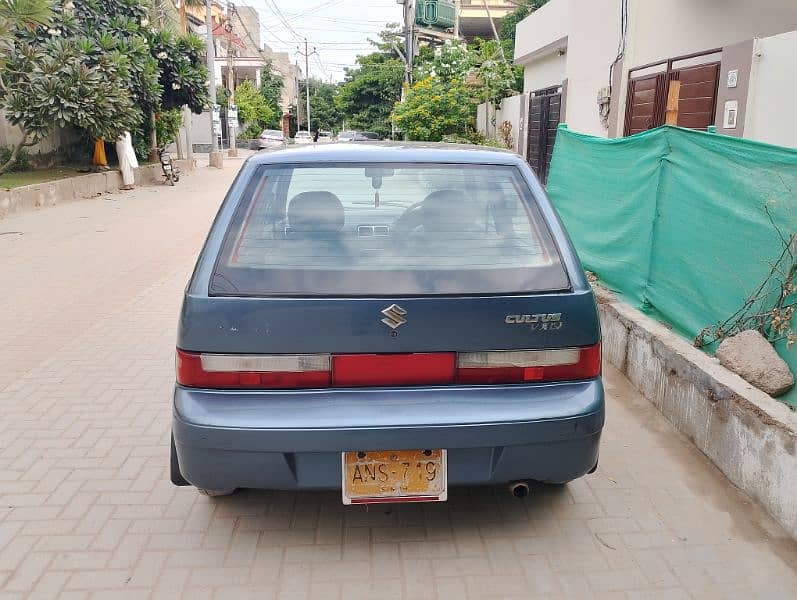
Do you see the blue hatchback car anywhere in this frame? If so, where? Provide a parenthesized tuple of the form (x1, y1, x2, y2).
(171, 143, 603, 503)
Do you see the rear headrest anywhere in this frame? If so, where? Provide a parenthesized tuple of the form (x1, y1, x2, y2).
(423, 189, 482, 232)
(288, 191, 344, 232)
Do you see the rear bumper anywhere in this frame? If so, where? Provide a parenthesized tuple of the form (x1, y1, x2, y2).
(172, 379, 604, 491)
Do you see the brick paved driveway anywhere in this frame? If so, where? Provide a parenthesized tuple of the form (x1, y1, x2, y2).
(2, 158, 797, 599)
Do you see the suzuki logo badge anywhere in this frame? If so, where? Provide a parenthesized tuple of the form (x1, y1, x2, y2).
(381, 304, 407, 329)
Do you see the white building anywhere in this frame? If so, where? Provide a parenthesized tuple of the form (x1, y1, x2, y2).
(511, 0, 797, 177)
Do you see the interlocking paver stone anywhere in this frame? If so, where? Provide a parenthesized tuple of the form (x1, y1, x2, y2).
(2, 155, 797, 598)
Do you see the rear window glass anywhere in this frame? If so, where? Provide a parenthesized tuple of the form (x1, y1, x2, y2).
(211, 163, 568, 296)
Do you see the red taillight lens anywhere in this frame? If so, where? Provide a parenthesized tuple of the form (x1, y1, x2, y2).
(176, 344, 600, 389)
(176, 350, 331, 389)
(332, 353, 456, 387)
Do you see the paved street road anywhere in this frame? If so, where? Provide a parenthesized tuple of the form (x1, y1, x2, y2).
(2, 158, 797, 599)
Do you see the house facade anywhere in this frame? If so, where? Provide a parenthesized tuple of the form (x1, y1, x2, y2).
(512, 0, 797, 178)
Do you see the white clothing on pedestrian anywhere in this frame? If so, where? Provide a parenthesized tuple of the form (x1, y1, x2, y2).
(116, 131, 138, 189)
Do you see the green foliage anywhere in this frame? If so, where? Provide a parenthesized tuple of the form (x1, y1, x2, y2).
(335, 24, 403, 137)
(234, 79, 274, 133)
(471, 38, 519, 104)
(391, 37, 519, 142)
(299, 79, 342, 132)
(241, 122, 262, 140)
(0, 0, 52, 61)
(216, 85, 229, 108)
(0, 0, 210, 169)
(414, 38, 474, 84)
(441, 130, 505, 148)
(392, 77, 474, 142)
(3, 36, 142, 142)
(150, 30, 209, 114)
(155, 108, 182, 147)
(339, 52, 404, 138)
(0, 144, 29, 171)
(260, 61, 284, 127)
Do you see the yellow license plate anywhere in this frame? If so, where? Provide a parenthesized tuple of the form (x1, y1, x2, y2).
(342, 449, 447, 505)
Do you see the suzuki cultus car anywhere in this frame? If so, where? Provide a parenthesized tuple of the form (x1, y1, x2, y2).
(171, 143, 603, 503)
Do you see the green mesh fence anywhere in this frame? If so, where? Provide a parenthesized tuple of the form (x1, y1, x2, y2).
(547, 125, 797, 408)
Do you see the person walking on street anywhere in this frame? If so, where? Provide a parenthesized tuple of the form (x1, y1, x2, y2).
(116, 131, 138, 190)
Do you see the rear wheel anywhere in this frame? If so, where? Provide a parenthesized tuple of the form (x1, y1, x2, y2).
(170, 434, 190, 486)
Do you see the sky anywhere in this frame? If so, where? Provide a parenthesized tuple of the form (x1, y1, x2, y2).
(248, 0, 404, 82)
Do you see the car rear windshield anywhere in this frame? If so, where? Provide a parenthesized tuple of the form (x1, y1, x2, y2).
(211, 162, 569, 296)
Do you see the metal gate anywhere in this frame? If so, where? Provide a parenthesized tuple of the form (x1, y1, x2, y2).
(624, 49, 721, 136)
(527, 88, 561, 185)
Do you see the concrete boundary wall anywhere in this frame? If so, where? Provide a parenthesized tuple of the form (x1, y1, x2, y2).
(0, 159, 193, 219)
(595, 286, 797, 540)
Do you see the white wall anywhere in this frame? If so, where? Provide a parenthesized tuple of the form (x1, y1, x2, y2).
(496, 94, 525, 153)
(560, 0, 621, 136)
(523, 52, 567, 94)
(514, 0, 571, 62)
(627, 0, 797, 68)
(0, 114, 81, 163)
(515, 0, 619, 137)
(614, 0, 797, 136)
(744, 30, 797, 148)
(514, 0, 797, 138)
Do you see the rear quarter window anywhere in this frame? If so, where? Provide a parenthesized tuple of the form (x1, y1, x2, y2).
(211, 162, 569, 296)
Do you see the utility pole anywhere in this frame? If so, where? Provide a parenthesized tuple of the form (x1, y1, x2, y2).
(403, 1, 414, 86)
(226, 2, 238, 157)
(296, 40, 318, 133)
(206, 0, 222, 167)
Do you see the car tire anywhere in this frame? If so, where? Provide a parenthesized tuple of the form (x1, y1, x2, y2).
(197, 488, 236, 497)
(170, 434, 190, 487)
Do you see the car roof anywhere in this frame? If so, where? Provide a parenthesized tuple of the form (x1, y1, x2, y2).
(246, 141, 519, 166)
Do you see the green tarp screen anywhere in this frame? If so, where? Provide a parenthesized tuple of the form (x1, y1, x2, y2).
(546, 125, 797, 408)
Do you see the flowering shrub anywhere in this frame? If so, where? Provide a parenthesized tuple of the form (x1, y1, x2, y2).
(392, 77, 474, 142)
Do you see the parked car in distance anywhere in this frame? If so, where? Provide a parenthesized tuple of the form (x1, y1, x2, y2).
(337, 130, 382, 142)
(337, 130, 357, 142)
(257, 129, 285, 150)
(318, 130, 333, 143)
(171, 142, 604, 504)
(294, 130, 313, 144)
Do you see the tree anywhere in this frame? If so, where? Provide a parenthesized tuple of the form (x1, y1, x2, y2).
(298, 78, 341, 132)
(471, 38, 518, 105)
(392, 77, 474, 142)
(337, 24, 404, 137)
(235, 79, 274, 139)
(260, 60, 284, 128)
(150, 30, 209, 113)
(0, 1, 147, 174)
(339, 53, 403, 137)
(0, 0, 53, 172)
(0, 0, 209, 171)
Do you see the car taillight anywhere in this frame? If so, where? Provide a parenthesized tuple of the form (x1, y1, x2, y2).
(333, 353, 456, 387)
(176, 350, 331, 389)
(455, 344, 601, 384)
(176, 344, 600, 389)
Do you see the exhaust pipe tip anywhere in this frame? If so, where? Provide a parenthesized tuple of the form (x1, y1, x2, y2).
(509, 481, 530, 498)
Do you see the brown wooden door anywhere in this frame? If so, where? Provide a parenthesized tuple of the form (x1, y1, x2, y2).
(527, 92, 561, 185)
(624, 73, 667, 135)
(624, 60, 720, 135)
(675, 63, 720, 129)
